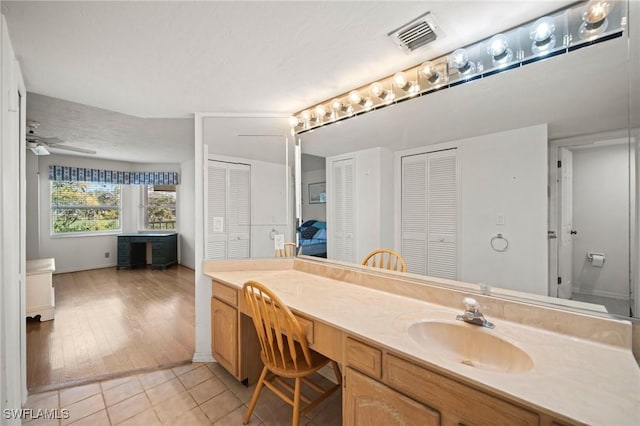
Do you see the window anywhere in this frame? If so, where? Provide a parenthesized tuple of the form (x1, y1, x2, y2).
(51, 181, 121, 234)
(141, 185, 176, 230)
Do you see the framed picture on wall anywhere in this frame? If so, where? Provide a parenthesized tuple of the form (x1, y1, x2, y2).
(309, 182, 326, 204)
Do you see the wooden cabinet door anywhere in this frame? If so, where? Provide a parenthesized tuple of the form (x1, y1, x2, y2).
(211, 297, 238, 377)
(385, 354, 539, 426)
(345, 368, 440, 426)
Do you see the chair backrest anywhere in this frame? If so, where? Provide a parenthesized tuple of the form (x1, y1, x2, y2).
(275, 242, 297, 258)
(362, 248, 407, 272)
(242, 280, 312, 370)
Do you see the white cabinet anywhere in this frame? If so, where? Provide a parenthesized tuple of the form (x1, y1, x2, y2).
(26, 258, 56, 321)
(327, 147, 394, 263)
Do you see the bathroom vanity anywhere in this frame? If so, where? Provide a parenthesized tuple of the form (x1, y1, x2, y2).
(204, 257, 640, 425)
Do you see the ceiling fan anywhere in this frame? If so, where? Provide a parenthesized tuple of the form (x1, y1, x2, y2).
(26, 120, 96, 155)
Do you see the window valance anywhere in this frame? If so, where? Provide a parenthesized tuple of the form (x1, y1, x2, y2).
(48, 165, 179, 185)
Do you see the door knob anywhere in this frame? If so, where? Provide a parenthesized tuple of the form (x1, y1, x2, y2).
(570, 230, 577, 235)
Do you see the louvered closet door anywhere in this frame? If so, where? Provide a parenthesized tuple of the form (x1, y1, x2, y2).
(427, 150, 457, 279)
(401, 154, 428, 274)
(227, 164, 250, 259)
(401, 149, 457, 279)
(206, 161, 228, 259)
(331, 158, 355, 262)
(206, 160, 251, 259)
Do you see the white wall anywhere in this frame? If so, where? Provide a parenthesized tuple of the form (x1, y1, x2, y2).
(250, 158, 292, 258)
(1, 13, 27, 423)
(460, 124, 548, 294)
(572, 143, 632, 299)
(25, 151, 39, 260)
(178, 158, 196, 269)
(301, 168, 326, 222)
(194, 114, 291, 363)
(31, 154, 182, 273)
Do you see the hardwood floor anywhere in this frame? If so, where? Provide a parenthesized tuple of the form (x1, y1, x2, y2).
(27, 266, 195, 392)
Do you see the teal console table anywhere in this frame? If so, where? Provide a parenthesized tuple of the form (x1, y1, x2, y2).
(117, 232, 178, 270)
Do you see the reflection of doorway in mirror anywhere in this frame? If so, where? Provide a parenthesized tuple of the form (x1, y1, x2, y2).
(552, 139, 634, 317)
(557, 147, 574, 300)
(301, 154, 326, 222)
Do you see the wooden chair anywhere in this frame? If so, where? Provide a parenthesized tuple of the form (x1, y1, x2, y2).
(242, 280, 341, 426)
(362, 248, 407, 272)
(275, 242, 297, 257)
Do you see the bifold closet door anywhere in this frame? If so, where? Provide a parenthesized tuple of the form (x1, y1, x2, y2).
(401, 149, 458, 279)
(330, 158, 355, 262)
(206, 160, 250, 259)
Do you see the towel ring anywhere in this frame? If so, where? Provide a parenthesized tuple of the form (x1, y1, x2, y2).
(490, 233, 509, 252)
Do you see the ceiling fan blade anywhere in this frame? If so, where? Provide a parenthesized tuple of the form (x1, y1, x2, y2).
(28, 145, 50, 155)
(49, 144, 96, 155)
(27, 135, 64, 145)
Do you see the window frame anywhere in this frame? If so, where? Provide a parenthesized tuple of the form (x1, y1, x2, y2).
(139, 184, 178, 231)
(50, 181, 123, 237)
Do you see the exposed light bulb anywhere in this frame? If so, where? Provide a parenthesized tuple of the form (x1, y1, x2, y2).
(580, 1, 613, 38)
(487, 34, 513, 65)
(288, 116, 300, 128)
(584, 0, 613, 25)
(530, 17, 556, 53)
(315, 105, 329, 118)
(330, 99, 346, 112)
(449, 49, 475, 75)
(369, 82, 388, 99)
(301, 110, 317, 123)
(348, 90, 365, 106)
(419, 62, 440, 84)
(393, 72, 411, 91)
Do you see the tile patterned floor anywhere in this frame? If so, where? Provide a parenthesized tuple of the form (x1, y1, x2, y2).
(21, 363, 342, 426)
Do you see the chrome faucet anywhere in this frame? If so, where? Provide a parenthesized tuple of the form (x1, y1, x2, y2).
(456, 297, 495, 329)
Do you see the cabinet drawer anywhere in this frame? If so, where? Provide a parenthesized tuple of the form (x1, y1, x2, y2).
(385, 354, 539, 425)
(345, 368, 440, 426)
(294, 313, 314, 345)
(346, 337, 382, 379)
(212, 281, 238, 306)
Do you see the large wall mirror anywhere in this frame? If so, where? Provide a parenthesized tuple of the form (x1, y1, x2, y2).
(295, 0, 639, 320)
(202, 116, 294, 260)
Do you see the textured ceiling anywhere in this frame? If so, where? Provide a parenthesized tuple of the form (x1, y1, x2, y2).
(2, 1, 573, 118)
(5, 1, 635, 163)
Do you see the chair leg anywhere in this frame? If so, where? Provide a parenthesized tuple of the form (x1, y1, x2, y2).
(244, 366, 268, 425)
(292, 377, 301, 426)
(332, 361, 342, 386)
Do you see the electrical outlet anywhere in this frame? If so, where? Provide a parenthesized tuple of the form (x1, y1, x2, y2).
(104, 252, 110, 258)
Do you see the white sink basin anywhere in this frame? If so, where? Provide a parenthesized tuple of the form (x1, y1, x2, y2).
(408, 321, 534, 373)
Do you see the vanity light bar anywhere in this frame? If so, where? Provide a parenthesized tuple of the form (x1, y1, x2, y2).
(290, 0, 626, 133)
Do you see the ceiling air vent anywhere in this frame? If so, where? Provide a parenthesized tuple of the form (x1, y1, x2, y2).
(388, 12, 442, 53)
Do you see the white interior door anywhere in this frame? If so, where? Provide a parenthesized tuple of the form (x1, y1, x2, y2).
(557, 147, 574, 299)
(206, 160, 250, 259)
(401, 154, 428, 274)
(227, 164, 251, 258)
(401, 149, 458, 278)
(329, 158, 354, 262)
(427, 150, 458, 279)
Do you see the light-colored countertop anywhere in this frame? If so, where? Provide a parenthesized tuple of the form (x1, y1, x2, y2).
(26, 258, 55, 275)
(205, 266, 640, 425)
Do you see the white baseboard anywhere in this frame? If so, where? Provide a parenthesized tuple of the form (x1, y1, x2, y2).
(53, 263, 116, 274)
(192, 352, 215, 363)
(573, 288, 629, 300)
